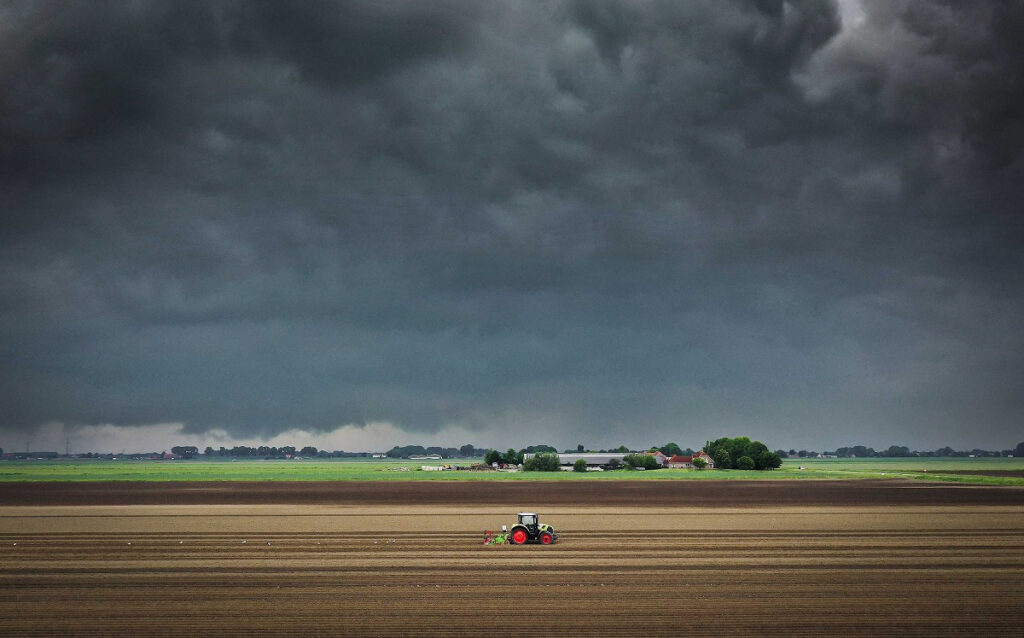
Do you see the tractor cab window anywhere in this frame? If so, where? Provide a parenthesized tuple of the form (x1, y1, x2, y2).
(520, 514, 537, 527)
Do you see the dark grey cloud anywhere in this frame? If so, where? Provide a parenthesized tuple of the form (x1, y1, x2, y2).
(1, 0, 1022, 450)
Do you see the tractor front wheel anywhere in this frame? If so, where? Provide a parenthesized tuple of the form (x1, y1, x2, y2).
(540, 531, 553, 545)
(511, 528, 528, 545)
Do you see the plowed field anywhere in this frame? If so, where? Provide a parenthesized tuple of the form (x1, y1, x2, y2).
(1, 483, 1023, 636)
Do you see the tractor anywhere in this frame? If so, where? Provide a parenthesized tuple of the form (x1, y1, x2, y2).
(504, 512, 558, 545)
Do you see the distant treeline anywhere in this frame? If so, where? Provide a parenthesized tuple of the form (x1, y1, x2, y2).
(5, 441, 1022, 460)
(182, 444, 491, 459)
(557, 443, 695, 456)
(775, 443, 1024, 458)
(384, 444, 490, 458)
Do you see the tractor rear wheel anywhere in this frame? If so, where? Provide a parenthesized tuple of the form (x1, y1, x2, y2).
(511, 528, 528, 545)
(540, 531, 553, 545)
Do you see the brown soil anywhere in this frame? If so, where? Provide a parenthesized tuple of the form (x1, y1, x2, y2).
(1, 505, 1023, 636)
(1, 479, 1022, 507)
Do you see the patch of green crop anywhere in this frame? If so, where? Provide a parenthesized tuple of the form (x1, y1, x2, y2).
(784, 457, 1020, 472)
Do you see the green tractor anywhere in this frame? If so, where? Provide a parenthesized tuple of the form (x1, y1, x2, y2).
(505, 512, 558, 545)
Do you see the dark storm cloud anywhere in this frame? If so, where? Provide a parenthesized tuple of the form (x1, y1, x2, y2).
(1, 0, 1022, 450)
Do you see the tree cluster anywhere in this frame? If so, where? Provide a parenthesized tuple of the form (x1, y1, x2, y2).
(523, 452, 561, 471)
(521, 444, 557, 454)
(482, 444, 563, 467)
(657, 442, 695, 457)
(705, 437, 782, 470)
(622, 453, 660, 470)
(385, 445, 487, 459)
(778, 449, 818, 458)
(484, 448, 527, 466)
(826, 444, 1024, 458)
(563, 445, 637, 454)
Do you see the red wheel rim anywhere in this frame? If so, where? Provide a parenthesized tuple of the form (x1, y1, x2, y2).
(540, 533, 552, 545)
(512, 529, 527, 544)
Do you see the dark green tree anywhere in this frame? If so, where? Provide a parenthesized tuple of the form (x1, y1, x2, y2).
(386, 445, 426, 458)
(711, 448, 731, 469)
(484, 449, 502, 465)
(659, 442, 683, 456)
(743, 440, 769, 465)
(524, 452, 561, 471)
(623, 453, 659, 470)
(707, 436, 783, 470)
(459, 444, 476, 457)
(883, 445, 911, 457)
(757, 450, 782, 470)
(736, 455, 755, 470)
(692, 457, 708, 469)
(837, 445, 876, 458)
(573, 459, 588, 472)
(521, 444, 557, 454)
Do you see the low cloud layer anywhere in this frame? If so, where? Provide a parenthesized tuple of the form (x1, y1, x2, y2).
(2, 1, 1022, 451)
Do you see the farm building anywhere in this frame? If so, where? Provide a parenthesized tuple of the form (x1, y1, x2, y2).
(666, 455, 694, 468)
(666, 451, 715, 469)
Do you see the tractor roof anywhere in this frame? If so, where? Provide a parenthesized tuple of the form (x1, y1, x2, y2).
(518, 512, 536, 516)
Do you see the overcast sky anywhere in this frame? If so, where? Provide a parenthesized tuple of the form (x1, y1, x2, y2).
(2, 0, 1022, 454)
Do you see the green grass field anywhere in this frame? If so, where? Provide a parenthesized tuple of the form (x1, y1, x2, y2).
(773, 457, 1024, 486)
(0, 456, 1022, 484)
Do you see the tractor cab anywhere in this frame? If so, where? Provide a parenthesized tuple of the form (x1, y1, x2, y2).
(508, 512, 557, 545)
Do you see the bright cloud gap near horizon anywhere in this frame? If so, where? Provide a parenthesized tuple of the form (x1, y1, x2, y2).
(16, 421, 496, 456)
(5, 420, 701, 456)
(2, 1, 1023, 452)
